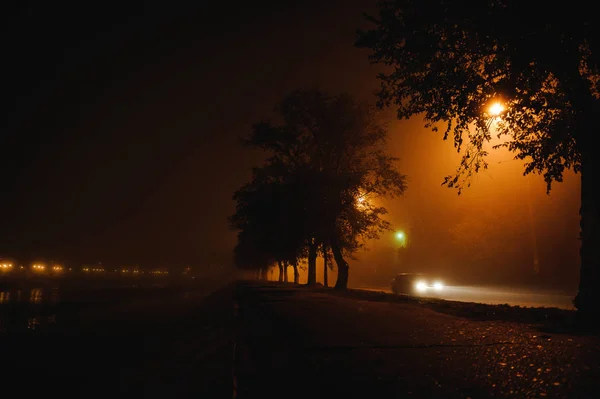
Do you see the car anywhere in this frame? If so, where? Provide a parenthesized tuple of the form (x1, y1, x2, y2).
(391, 273, 445, 295)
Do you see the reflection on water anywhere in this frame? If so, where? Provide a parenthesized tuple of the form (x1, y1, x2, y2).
(0, 288, 60, 304)
(0, 288, 60, 332)
(1, 283, 184, 332)
(27, 317, 39, 330)
(26, 315, 57, 331)
(30, 289, 42, 304)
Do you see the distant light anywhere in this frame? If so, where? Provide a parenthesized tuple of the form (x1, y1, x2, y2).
(433, 281, 444, 291)
(488, 102, 505, 116)
(395, 231, 405, 240)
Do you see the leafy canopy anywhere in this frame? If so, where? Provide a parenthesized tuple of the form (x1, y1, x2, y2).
(357, 0, 599, 192)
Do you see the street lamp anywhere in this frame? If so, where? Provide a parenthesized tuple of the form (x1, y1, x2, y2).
(356, 193, 370, 209)
(488, 102, 505, 116)
(393, 230, 408, 268)
(395, 230, 407, 247)
(486, 101, 506, 131)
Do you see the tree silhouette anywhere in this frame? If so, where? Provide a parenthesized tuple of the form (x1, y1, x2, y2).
(237, 89, 407, 289)
(322, 245, 333, 287)
(357, 0, 600, 316)
(230, 167, 307, 282)
(233, 229, 272, 280)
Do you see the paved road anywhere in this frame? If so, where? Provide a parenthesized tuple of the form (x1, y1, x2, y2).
(355, 285, 575, 310)
(234, 281, 600, 398)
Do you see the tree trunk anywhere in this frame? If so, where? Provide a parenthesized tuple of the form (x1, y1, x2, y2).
(292, 260, 300, 284)
(307, 240, 318, 285)
(331, 238, 349, 290)
(574, 147, 600, 321)
(283, 261, 289, 283)
(323, 248, 328, 288)
(278, 260, 284, 283)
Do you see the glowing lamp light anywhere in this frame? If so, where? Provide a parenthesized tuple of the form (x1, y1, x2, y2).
(488, 102, 505, 116)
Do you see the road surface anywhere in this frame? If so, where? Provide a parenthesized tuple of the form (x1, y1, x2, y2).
(355, 284, 576, 310)
(234, 281, 600, 398)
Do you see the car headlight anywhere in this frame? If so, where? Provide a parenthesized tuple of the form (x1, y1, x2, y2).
(433, 281, 444, 291)
(415, 281, 427, 292)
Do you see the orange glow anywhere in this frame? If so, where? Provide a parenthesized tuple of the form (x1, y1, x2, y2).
(356, 192, 375, 209)
(488, 102, 505, 116)
(0, 263, 13, 270)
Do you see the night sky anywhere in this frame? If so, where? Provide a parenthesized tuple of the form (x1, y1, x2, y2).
(2, 1, 378, 267)
(2, 1, 581, 289)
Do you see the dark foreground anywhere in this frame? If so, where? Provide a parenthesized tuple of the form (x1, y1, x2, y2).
(0, 276, 236, 398)
(234, 282, 600, 399)
(2, 280, 600, 398)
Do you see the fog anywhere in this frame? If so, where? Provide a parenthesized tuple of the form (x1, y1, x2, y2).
(3, 0, 579, 287)
(274, 116, 580, 295)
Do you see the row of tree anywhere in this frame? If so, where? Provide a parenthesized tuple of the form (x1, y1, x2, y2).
(231, 0, 600, 318)
(229, 91, 406, 289)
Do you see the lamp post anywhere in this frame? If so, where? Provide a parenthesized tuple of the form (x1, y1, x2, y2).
(395, 230, 407, 247)
(394, 230, 408, 268)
